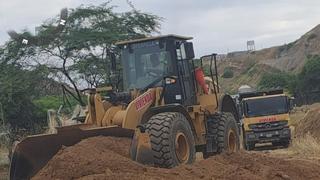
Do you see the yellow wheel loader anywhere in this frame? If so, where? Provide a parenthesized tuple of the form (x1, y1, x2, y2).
(9, 35, 241, 179)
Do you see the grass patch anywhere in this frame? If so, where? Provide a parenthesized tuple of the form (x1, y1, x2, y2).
(289, 134, 320, 157)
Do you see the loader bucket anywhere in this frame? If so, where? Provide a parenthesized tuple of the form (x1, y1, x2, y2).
(9, 124, 134, 180)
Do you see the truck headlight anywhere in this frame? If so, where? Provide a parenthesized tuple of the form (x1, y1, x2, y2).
(248, 134, 256, 139)
(283, 129, 290, 135)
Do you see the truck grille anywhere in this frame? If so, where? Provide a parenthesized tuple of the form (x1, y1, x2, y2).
(249, 120, 288, 132)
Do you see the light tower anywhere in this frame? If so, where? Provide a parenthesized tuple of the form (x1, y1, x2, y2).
(247, 40, 255, 52)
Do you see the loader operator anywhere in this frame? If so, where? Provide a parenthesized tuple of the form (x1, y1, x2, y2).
(133, 52, 169, 89)
(147, 53, 164, 77)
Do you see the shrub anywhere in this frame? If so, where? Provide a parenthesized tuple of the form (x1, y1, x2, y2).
(298, 55, 320, 93)
(258, 72, 296, 93)
(33, 96, 62, 118)
(222, 67, 234, 78)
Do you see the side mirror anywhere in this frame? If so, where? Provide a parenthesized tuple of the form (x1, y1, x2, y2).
(184, 42, 195, 59)
(289, 97, 295, 111)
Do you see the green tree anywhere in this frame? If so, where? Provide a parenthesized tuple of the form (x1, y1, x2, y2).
(8, 2, 161, 105)
(0, 63, 49, 132)
(258, 71, 298, 94)
(298, 55, 320, 92)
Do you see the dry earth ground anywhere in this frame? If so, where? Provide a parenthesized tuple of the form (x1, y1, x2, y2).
(1, 103, 320, 180)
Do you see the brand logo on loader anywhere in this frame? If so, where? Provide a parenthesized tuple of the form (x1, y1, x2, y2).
(135, 92, 154, 111)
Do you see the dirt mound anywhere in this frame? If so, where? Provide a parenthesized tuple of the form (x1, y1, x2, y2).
(33, 136, 320, 180)
(295, 108, 320, 139)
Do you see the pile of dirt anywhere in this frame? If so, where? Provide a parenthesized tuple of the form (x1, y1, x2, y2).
(295, 107, 320, 139)
(33, 136, 320, 180)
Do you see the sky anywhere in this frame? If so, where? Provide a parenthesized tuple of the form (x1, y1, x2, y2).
(1, 0, 320, 57)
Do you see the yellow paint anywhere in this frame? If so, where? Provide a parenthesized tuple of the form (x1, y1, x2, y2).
(122, 88, 157, 129)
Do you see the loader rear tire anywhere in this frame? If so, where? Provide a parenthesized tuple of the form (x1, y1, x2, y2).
(146, 112, 196, 168)
(203, 112, 240, 158)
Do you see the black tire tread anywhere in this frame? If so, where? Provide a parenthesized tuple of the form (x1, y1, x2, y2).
(204, 112, 239, 157)
(146, 112, 176, 168)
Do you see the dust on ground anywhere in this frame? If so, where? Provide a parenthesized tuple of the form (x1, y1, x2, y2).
(33, 136, 320, 180)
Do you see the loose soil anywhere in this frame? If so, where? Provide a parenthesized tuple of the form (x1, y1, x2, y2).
(33, 136, 320, 180)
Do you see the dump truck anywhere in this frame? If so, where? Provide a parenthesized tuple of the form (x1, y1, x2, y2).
(237, 89, 292, 150)
(10, 35, 241, 179)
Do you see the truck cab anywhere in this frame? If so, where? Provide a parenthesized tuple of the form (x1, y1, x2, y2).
(239, 89, 291, 150)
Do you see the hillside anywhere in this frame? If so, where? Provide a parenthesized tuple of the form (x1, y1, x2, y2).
(216, 24, 320, 93)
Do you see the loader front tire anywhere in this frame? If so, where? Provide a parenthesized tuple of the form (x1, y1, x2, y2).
(146, 112, 196, 168)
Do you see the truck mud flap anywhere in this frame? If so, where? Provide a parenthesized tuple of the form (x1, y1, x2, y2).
(9, 125, 134, 180)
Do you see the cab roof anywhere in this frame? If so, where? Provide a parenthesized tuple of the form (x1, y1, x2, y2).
(243, 94, 286, 101)
(115, 34, 193, 46)
(239, 89, 284, 100)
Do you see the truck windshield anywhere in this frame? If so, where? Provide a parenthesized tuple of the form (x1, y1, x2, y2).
(244, 96, 288, 117)
(121, 40, 173, 90)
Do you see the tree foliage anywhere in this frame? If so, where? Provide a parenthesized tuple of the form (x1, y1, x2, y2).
(298, 55, 320, 92)
(0, 63, 49, 132)
(258, 72, 294, 90)
(8, 2, 161, 105)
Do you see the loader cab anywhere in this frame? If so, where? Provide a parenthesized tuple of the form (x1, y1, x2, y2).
(116, 35, 197, 106)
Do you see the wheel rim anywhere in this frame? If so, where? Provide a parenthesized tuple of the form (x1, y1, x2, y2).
(175, 132, 190, 163)
(228, 129, 237, 152)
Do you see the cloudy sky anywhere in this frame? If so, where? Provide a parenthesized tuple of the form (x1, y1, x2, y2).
(1, 0, 320, 56)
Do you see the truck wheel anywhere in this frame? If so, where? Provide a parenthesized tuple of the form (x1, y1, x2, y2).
(204, 112, 240, 158)
(282, 140, 290, 148)
(245, 142, 255, 150)
(146, 112, 196, 168)
(243, 134, 255, 151)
